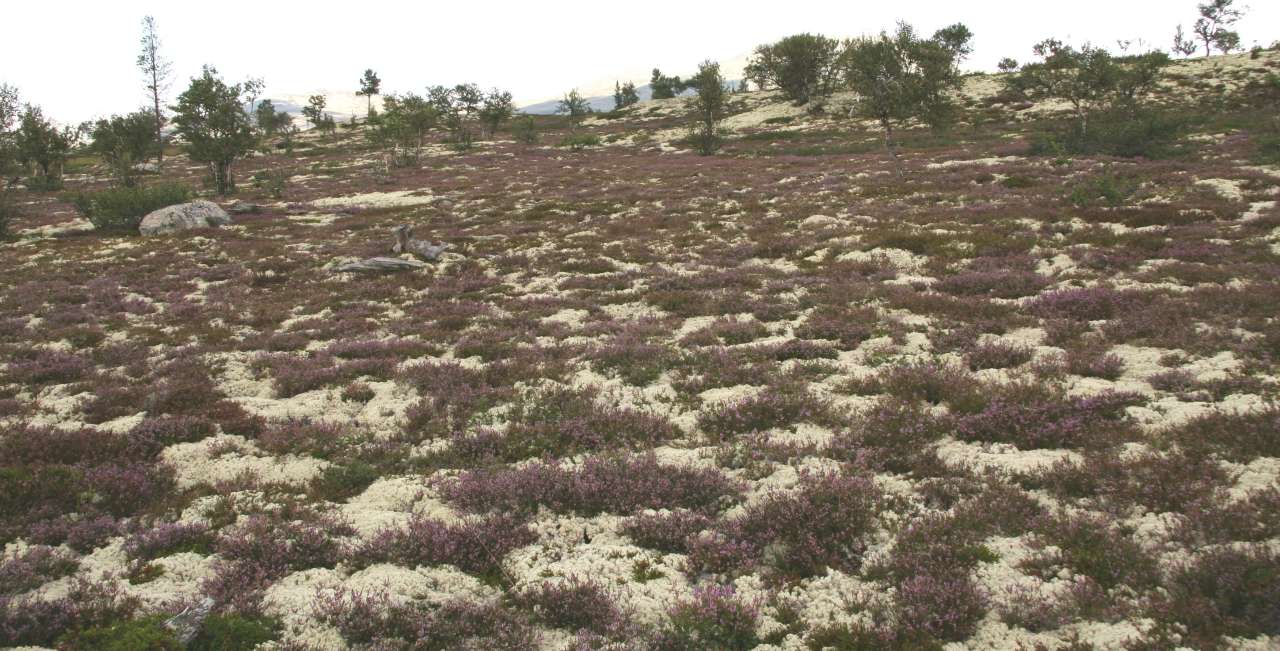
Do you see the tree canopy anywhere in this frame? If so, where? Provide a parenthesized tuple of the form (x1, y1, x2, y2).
(170, 66, 257, 194)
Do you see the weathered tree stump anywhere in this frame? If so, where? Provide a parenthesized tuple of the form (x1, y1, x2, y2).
(393, 224, 452, 261)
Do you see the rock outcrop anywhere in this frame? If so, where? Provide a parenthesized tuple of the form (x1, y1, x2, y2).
(139, 201, 232, 236)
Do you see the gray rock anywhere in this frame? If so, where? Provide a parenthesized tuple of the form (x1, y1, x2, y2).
(139, 201, 232, 236)
(164, 596, 214, 645)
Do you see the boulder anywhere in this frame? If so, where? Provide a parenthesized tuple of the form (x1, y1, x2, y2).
(139, 201, 232, 236)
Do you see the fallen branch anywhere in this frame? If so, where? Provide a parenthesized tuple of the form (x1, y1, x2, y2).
(394, 224, 452, 261)
(333, 257, 427, 273)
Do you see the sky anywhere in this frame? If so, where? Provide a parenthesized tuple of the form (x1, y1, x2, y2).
(3, 0, 1277, 124)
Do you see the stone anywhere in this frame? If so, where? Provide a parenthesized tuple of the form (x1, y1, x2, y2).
(164, 596, 214, 644)
(139, 201, 232, 236)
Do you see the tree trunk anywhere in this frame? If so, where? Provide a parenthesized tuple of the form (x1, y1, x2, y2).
(215, 161, 234, 195)
(152, 67, 164, 168)
(882, 120, 903, 179)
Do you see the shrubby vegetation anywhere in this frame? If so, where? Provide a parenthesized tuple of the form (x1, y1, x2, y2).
(88, 111, 159, 186)
(13, 105, 79, 190)
(479, 88, 514, 137)
(688, 60, 728, 155)
(70, 183, 192, 231)
(843, 22, 972, 172)
(745, 33, 843, 105)
(1008, 41, 1177, 157)
(613, 81, 640, 110)
(649, 69, 687, 99)
(170, 66, 257, 194)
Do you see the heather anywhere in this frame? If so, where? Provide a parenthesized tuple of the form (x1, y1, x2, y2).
(0, 39, 1277, 651)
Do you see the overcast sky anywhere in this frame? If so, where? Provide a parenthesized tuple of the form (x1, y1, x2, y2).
(3, 0, 1277, 123)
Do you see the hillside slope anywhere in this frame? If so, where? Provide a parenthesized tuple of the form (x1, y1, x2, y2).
(1, 50, 1279, 651)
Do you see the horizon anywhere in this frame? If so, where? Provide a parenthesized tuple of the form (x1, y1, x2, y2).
(4, 0, 1279, 124)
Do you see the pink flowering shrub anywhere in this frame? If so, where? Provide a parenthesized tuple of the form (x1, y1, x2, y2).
(698, 385, 831, 443)
(1029, 287, 1133, 322)
(0, 578, 140, 647)
(952, 386, 1141, 449)
(207, 514, 355, 613)
(513, 576, 623, 634)
(0, 545, 79, 596)
(490, 385, 680, 461)
(123, 522, 214, 562)
(965, 340, 1035, 370)
(351, 514, 534, 581)
(443, 454, 742, 517)
(621, 510, 713, 554)
(935, 269, 1050, 299)
(687, 472, 882, 580)
(1167, 546, 1280, 644)
(654, 584, 759, 651)
(1165, 406, 1280, 461)
(316, 588, 539, 650)
(826, 398, 945, 473)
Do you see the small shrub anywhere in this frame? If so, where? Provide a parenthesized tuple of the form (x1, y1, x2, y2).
(1065, 341, 1126, 379)
(1067, 170, 1141, 208)
(57, 615, 180, 651)
(5, 349, 92, 385)
(1033, 109, 1184, 159)
(965, 340, 1035, 370)
(875, 359, 984, 410)
(622, 510, 712, 554)
(795, 305, 878, 347)
(1023, 511, 1155, 590)
(443, 453, 741, 517)
(953, 386, 1139, 449)
(513, 577, 620, 634)
(591, 336, 676, 386)
(207, 513, 354, 612)
(1168, 546, 1280, 643)
(256, 418, 350, 458)
(0, 545, 79, 596)
(894, 572, 986, 643)
(1165, 407, 1280, 461)
(934, 270, 1049, 299)
(688, 472, 882, 579)
(351, 514, 533, 580)
(559, 132, 601, 150)
(0, 578, 141, 647)
(309, 461, 379, 502)
(826, 398, 946, 473)
(655, 584, 759, 651)
(123, 522, 214, 562)
(69, 183, 192, 232)
(188, 615, 278, 650)
(492, 385, 680, 461)
(698, 385, 829, 443)
(317, 589, 538, 650)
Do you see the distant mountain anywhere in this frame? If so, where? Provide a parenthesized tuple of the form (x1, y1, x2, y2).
(518, 53, 751, 115)
(518, 84, 694, 115)
(258, 90, 383, 127)
(519, 80, 746, 115)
